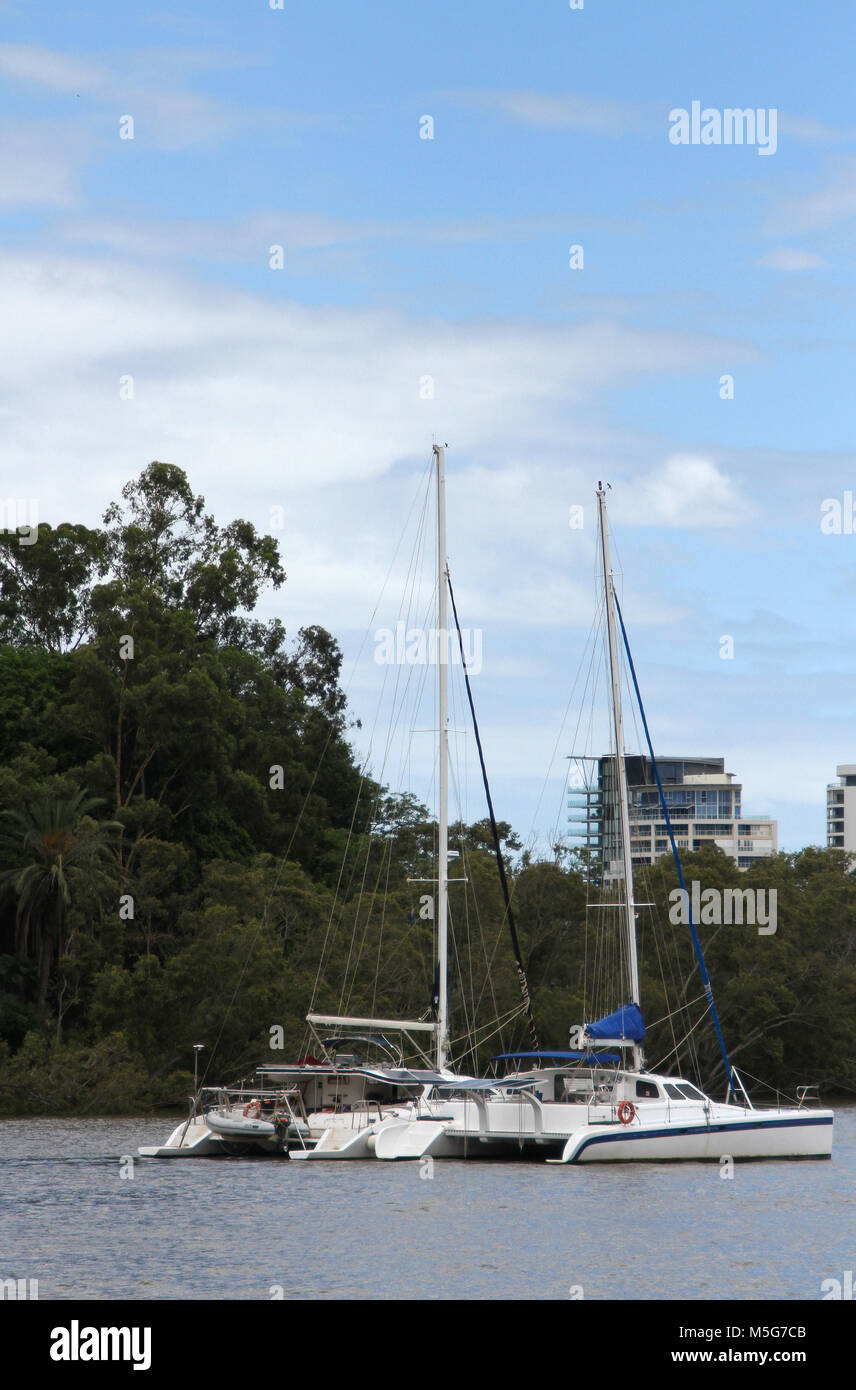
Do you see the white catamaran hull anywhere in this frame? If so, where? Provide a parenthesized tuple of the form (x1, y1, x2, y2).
(300, 1087, 832, 1163)
(555, 1108, 834, 1162)
(291, 1106, 421, 1159)
(138, 1115, 226, 1158)
(398, 1098, 835, 1164)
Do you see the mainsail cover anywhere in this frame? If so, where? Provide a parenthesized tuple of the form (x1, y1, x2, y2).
(585, 1002, 646, 1043)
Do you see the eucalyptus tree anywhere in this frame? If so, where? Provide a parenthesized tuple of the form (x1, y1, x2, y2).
(0, 522, 107, 653)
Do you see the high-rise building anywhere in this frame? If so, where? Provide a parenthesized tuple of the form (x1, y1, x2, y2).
(568, 754, 777, 877)
(826, 765, 856, 851)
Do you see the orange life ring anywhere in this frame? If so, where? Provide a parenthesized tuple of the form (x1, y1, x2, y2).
(243, 1099, 262, 1119)
(618, 1100, 636, 1125)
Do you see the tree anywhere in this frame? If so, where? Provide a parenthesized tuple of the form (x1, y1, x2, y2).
(101, 462, 285, 646)
(0, 523, 107, 652)
(0, 792, 123, 1020)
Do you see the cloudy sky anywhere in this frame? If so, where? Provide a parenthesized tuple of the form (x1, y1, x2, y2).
(2, 1, 855, 851)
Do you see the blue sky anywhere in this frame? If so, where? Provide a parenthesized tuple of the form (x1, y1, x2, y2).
(2, 1, 856, 850)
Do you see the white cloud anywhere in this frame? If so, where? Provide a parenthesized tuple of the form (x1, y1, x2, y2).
(773, 156, 856, 234)
(780, 114, 851, 144)
(60, 210, 568, 263)
(614, 456, 751, 530)
(759, 247, 826, 271)
(448, 88, 639, 135)
(0, 249, 746, 498)
(0, 245, 757, 678)
(0, 42, 316, 151)
(0, 43, 99, 92)
(0, 119, 91, 207)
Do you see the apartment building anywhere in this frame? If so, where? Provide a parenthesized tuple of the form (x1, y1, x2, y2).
(827, 764, 856, 852)
(569, 754, 777, 876)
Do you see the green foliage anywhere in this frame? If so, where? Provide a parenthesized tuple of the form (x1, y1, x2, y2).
(0, 522, 107, 653)
(0, 791, 123, 1021)
(0, 1030, 149, 1115)
(0, 464, 369, 1108)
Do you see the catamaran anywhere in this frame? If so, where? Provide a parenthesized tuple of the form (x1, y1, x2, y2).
(137, 1052, 452, 1159)
(139, 444, 476, 1160)
(359, 482, 834, 1163)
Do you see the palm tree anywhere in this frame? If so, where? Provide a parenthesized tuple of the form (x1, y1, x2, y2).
(0, 790, 123, 1018)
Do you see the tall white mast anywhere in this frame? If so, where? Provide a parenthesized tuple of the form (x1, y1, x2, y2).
(434, 444, 450, 1070)
(596, 483, 643, 1070)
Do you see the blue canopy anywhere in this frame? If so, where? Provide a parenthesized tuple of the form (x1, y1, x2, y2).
(492, 1051, 621, 1064)
(584, 1002, 646, 1043)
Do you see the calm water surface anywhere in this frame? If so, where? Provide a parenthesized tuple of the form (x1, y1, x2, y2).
(1, 1108, 854, 1300)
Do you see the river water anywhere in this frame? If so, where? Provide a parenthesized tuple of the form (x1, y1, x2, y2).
(1, 1108, 854, 1300)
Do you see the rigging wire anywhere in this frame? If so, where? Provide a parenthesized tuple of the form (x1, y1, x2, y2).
(446, 568, 539, 1051)
(613, 588, 735, 1095)
(198, 452, 436, 1084)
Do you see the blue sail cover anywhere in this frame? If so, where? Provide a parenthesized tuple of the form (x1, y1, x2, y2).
(584, 1002, 646, 1043)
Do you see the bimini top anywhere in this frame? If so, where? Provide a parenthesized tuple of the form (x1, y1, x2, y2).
(492, 1051, 621, 1065)
(584, 1002, 646, 1044)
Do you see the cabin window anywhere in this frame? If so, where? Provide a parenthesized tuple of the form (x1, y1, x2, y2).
(635, 1080, 660, 1099)
(675, 1083, 706, 1102)
(664, 1083, 684, 1100)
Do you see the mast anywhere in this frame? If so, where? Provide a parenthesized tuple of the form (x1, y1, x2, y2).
(434, 444, 450, 1070)
(596, 483, 644, 1070)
